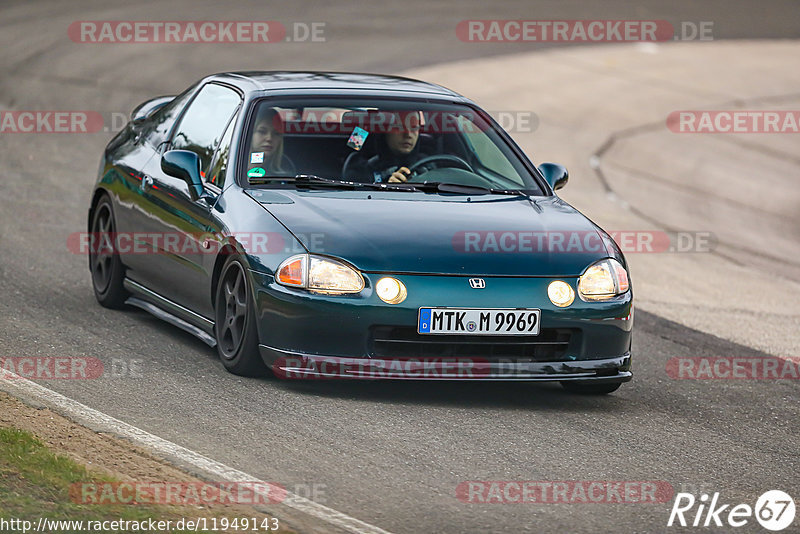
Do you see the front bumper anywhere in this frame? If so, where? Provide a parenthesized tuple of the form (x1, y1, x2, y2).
(251, 270, 633, 381)
(260, 345, 631, 381)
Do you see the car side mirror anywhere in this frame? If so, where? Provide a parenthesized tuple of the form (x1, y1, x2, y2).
(161, 150, 204, 200)
(538, 163, 569, 191)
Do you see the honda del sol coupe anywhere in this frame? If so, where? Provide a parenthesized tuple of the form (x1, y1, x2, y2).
(87, 71, 633, 394)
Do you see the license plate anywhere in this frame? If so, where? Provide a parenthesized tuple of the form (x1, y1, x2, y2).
(417, 308, 540, 335)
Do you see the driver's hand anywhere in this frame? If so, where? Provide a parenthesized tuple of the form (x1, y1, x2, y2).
(388, 167, 410, 183)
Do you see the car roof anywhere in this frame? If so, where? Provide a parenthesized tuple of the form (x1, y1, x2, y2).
(207, 71, 465, 100)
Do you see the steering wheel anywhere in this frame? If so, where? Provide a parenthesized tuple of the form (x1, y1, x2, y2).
(404, 154, 474, 181)
(341, 151, 361, 181)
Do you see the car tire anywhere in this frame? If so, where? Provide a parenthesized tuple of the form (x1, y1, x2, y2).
(90, 196, 128, 309)
(560, 381, 622, 395)
(214, 255, 267, 377)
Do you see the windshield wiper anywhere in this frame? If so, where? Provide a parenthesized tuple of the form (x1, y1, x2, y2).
(249, 174, 422, 191)
(249, 174, 347, 186)
(392, 181, 526, 196)
(248, 175, 523, 195)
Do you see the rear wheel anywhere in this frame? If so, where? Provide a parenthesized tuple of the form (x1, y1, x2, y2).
(214, 256, 266, 376)
(90, 196, 128, 308)
(560, 381, 622, 395)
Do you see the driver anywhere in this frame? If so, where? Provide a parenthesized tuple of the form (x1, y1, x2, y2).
(351, 111, 429, 183)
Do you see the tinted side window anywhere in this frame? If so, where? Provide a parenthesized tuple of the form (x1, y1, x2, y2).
(144, 84, 198, 147)
(170, 83, 241, 176)
(207, 113, 237, 188)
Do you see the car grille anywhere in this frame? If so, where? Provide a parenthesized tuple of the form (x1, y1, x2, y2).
(369, 326, 577, 361)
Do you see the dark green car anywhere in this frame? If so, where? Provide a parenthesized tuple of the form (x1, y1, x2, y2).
(88, 72, 632, 394)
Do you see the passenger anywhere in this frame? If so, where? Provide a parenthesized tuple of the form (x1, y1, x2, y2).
(248, 107, 296, 176)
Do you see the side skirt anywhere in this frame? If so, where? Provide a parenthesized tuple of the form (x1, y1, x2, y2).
(123, 278, 217, 348)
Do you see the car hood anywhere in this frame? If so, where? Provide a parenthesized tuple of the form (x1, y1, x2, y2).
(247, 189, 612, 276)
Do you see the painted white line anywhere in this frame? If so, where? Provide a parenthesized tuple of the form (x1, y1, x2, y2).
(0, 374, 393, 534)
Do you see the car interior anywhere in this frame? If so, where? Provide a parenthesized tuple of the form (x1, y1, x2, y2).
(244, 105, 535, 191)
(274, 110, 468, 181)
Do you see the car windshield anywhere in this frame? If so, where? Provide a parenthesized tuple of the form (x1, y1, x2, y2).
(242, 97, 543, 194)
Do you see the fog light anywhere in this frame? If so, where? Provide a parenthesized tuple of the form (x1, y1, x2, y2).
(548, 280, 575, 307)
(376, 277, 407, 304)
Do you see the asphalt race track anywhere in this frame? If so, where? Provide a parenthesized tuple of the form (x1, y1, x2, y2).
(1, 1, 799, 533)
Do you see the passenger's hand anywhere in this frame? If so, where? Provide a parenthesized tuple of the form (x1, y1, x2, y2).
(387, 167, 410, 183)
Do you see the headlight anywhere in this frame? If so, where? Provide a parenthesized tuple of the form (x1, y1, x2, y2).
(578, 259, 630, 301)
(276, 254, 364, 294)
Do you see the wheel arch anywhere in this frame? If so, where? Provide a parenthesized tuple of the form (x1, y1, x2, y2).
(210, 244, 238, 308)
(87, 188, 113, 271)
(87, 188, 111, 233)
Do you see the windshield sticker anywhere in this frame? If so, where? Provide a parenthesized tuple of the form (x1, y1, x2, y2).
(347, 127, 368, 151)
(250, 152, 265, 164)
(247, 167, 266, 178)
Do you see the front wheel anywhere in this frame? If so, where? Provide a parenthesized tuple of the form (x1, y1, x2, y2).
(560, 381, 622, 395)
(214, 256, 267, 377)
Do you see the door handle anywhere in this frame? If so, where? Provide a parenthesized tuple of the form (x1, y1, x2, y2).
(141, 175, 154, 190)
